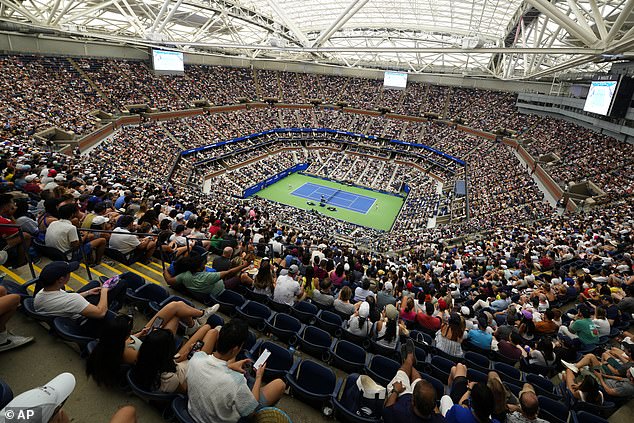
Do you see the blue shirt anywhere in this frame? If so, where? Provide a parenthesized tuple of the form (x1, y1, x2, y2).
(490, 299, 509, 312)
(114, 195, 126, 209)
(467, 329, 492, 350)
(445, 405, 499, 423)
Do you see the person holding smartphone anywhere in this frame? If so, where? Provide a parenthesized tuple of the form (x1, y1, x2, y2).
(186, 318, 287, 422)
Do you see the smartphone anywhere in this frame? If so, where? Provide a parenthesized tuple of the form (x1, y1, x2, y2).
(253, 348, 271, 370)
(102, 275, 120, 289)
(187, 341, 205, 359)
(150, 317, 164, 331)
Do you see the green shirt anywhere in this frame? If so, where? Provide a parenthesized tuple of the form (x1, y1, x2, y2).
(176, 271, 224, 296)
(570, 318, 600, 345)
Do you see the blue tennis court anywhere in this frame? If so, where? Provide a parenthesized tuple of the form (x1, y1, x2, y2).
(291, 182, 376, 214)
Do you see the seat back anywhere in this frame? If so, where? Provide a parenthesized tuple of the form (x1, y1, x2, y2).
(574, 411, 609, 423)
(493, 361, 522, 383)
(134, 283, 170, 304)
(270, 313, 302, 333)
(291, 301, 318, 324)
(293, 360, 337, 395)
(366, 356, 400, 386)
(538, 396, 569, 423)
(127, 368, 178, 403)
(466, 368, 488, 384)
(268, 300, 291, 314)
(236, 301, 272, 331)
(105, 247, 133, 265)
(332, 374, 383, 423)
(0, 379, 13, 409)
(465, 351, 490, 373)
(430, 356, 454, 384)
(171, 395, 196, 423)
(419, 373, 445, 401)
(244, 289, 270, 304)
(303, 326, 332, 348)
(215, 290, 246, 315)
(315, 310, 343, 336)
(252, 340, 294, 373)
(33, 239, 68, 261)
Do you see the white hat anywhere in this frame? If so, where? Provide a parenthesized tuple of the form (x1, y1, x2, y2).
(358, 301, 370, 318)
(92, 216, 109, 225)
(24, 174, 38, 182)
(383, 281, 393, 292)
(54, 175, 66, 182)
(344, 263, 350, 271)
(318, 243, 327, 249)
(0, 373, 75, 423)
(176, 213, 184, 220)
(461, 306, 470, 316)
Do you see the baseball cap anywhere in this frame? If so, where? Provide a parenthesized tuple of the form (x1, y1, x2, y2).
(25, 174, 38, 182)
(92, 216, 109, 225)
(47, 169, 57, 177)
(0, 373, 75, 423)
(383, 281, 393, 292)
(460, 306, 470, 316)
(358, 302, 370, 318)
(521, 309, 533, 320)
(385, 304, 398, 320)
(39, 261, 79, 286)
(288, 264, 299, 274)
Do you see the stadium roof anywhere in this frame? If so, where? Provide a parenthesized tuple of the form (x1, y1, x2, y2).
(1, 0, 634, 80)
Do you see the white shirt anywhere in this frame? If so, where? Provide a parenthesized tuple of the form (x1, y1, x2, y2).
(109, 227, 140, 254)
(593, 318, 611, 337)
(186, 353, 259, 423)
(45, 219, 79, 259)
(34, 289, 90, 319)
(273, 274, 301, 306)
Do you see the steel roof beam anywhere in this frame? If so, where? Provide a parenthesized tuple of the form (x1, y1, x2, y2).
(526, 0, 599, 47)
(311, 0, 370, 48)
(266, 0, 309, 47)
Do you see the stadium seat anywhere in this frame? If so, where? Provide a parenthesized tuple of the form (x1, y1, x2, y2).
(235, 301, 273, 331)
(463, 339, 492, 358)
(409, 330, 435, 354)
(332, 373, 384, 423)
(419, 373, 445, 401)
(53, 315, 113, 355)
(105, 247, 136, 265)
(520, 357, 556, 378)
(0, 278, 37, 298)
(538, 395, 570, 423)
(328, 339, 368, 374)
(291, 301, 319, 324)
(286, 359, 342, 408)
(525, 373, 561, 400)
(208, 290, 245, 317)
(466, 368, 488, 384)
(32, 239, 71, 262)
(171, 395, 196, 423)
(491, 350, 518, 366)
(127, 368, 178, 405)
(369, 338, 400, 361)
(126, 283, 170, 311)
(0, 379, 13, 409)
(148, 295, 195, 316)
(492, 361, 523, 384)
(296, 326, 335, 361)
(22, 297, 56, 327)
(268, 300, 291, 314)
(364, 355, 400, 387)
(430, 356, 454, 385)
(244, 289, 270, 304)
(341, 328, 371, 349)
(249, 340, 298, 382)
(264, 313, 303, 345)
(315, 310, 344, 337)
(464, 351, 491, 374)
(573, 411, 609, 423)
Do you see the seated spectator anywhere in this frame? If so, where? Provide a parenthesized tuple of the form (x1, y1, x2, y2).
(506, 384, 549, 423)
(0, 193, 31, 266)
(134, 323, 219, 393)
(0, 285, 33, 351)
(312, 278, 335, 307)
(346, 301, 372, 337)
(212, 247, 233, 271)
(163, 253, 248, 296)
(562, 350, 634, 398)
(467, 315, 493, 351)
(416, 301, 442, 333)
(353, 277, 374, 302)
(558, 306, 600, 346)
(375, 304, 405, 349)
(561, 370, 604, 404)
(383, 339, 445, 422)
(441, 381, 496, 423)
(399, 296, 417, 323)
(497, 332, 527, 362)
(592, 306, 611, 337)
(534, 309, 558, 335)
(186, 318, 286, 422)
(108, 215, 156, 264)
(528, 337, 557, 367)
(435, 313, 465, 358)
(45, 203, 105, 265)
(272, 264, 305, 306)
(329, 263, 347, 288)
(377, 281, 397, 310)
(34, 261, 126, 319)
(252, 258, 275, 297)
(333, 286, 356, 316)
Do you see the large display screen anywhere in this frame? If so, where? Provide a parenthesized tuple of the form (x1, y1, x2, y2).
(583, 79, 618, 116)
(152, 49, 184, 72)
(384, 71, 408, 89)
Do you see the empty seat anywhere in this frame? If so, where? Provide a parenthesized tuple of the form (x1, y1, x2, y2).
(296, 326, 334, 360)
(268, 300, 291, 314)
(286, 359, 342, 407)
(235, 301, 273, 331)
(492, 361, 523, 384)
(208, 290, 245, 316)
(364, 355, 400, 387)
(574, 411, 609, 423)
(464, 351, 491, 374)
(467, 368, 488, 384)
(264, 313, 303, 345)
(315, 310, 343, 337)
(249, 340, 297, 381)
(171, 395, 196, 423)
(291, 301, 319, 324)
(126, 283, 170, 311)
(525, 373, 561, 400)
(329, 339, 368, 374)
(341, 328, 370, 349)
(369, 338, 400, 361)
(430, 356, 454, 385)
(538, 395, 570, 423)
(244, 288, 270, 304)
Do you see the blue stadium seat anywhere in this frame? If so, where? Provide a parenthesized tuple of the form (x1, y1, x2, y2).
(268, 300, 291, 314)
(341, 327, 371, 349)
(465, 351, 491, 374)
(249, 340, 297, 382)
(369, 337, 400, 361)
(171, 395, 196, 423)
(127, 368, 178, 405)
(296, 326, 334, 361)
(126, 283, 170, 311)
(291, 301, 319, 324)
(264, 313, 303, 345)
(235, 301, 273, 331)
(315, 310, 343, 337)
(208, 290, 245, 317)
(573, 411, 609, 423)
(244, 289, 270, 304)
(329, 339, 368, 374)
(492, 361, 523, 384)
(467, 368, 488, 384)
(419, 373, 445, 401)
(430, 356, 454, 385)
(0, 379, 13, 409)
(332, 373, 383, 423)
(22, 297, 56, 327)
(538, 395, 570, 423)
(286, 359, 342, 407)
(525, 373, 561, 400)
(364, 355, 400, 387)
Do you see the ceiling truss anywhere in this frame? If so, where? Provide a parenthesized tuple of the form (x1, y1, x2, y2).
(0, 0, 633, 80)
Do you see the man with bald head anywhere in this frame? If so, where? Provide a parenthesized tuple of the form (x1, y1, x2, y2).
(507, 384, 548, 423)
(212, 247, 234, 271)
(212, 246, 253, 291)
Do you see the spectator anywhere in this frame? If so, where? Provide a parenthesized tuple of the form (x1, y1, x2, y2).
(252, 258, 275, 297)
(334, 286, 356, 316)
(442, 382, 496, 423)
(416, 301, 442, 333)
(0, 285, 33, 351)
(312, 278, 335, 307)
(377, 281, 397, 310)
(108, 215, 156, 264)
(467, 315, 493, 351)
(346, 301, 372, 337)
(45, 203, 105, 264)
(186, 318, 286, 422)
(558, 306, 600, 346)
(272, 264, 304, 306)
(506, 384, 549, 423)
(435, 313, 465, 358)
(163, 253, 248, 296)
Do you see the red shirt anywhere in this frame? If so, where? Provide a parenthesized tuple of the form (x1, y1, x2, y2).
(416, 312, 441, 332)
(0, 216, 18, 236)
